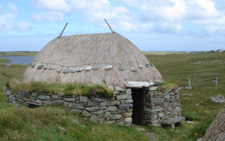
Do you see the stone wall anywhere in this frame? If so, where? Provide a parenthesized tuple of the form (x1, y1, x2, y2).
(143, 86, 184, 127)
(6, 87, 133, 126)
(6, 86, 184, 127)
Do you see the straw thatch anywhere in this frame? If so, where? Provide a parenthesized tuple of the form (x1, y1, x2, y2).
(201, 106, 225, 141)
(22, 32, 163, 88)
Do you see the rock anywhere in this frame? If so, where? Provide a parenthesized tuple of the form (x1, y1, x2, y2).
(30, 97, 36, 102)
(110, 101, 120, 105)
(118, 65, 126, 71)
(6, 90, 11, 95)
(51, 100, 64, 106)
(124, 118, 132, 123)
(145, 63, 149, 67)
(37, 65, 43, 69)
(103, 111, 110, 117)
(85, 66, 92, 71)
(31, 93, 38, 97)
(138, 65, 143, 69)
(36, 100, 42, 106)
(14, 104, 19, 108)
(63, 102, 68, 107)
(85, 107, 99, 112)
(145, 114, 158, 120)
(99, 101, 109, 106)
(115, 87, 125, 92)
(57, 67, 61, 73)
(176, 107, 181, 112)
(49, 66, 54, 70)
(63, 98, 75, 102)
(118, 104, 132, 110)
(135, 127, 145, 131)
(93, 65, 100, 70)
(71, 119, 79, 124)
(144, 107, 162, 114)
(106, 121, 116, 124)
(43, 101, 51, 105)
(80, 96, 88, 104)
(130, 67, 136, 72)
(57, 92, 63, 96)
(149, 86, 157, 91)
(122, 112, 132, 117)
(72, 109, 82, 113)
(125, 99, 133, 104)
(87, 100, 96, 106)
(126, 89, 132, 95)
(90, 115, 99, 123)
(104, 65, 113, 70)
(162, 117, 185, 125)
(43, 65, 48, 70)
(94, 110, 104, 115)
(75, 68, 84, 72)
(116, 95, 132, 100)
(51, 95, 59, 100)
(38, 95, 50, 100)
(108, 85, 114, 91)
(70, 69, 76, 73)
(91, 97, 102, 104)
(108, 106, 117, 111)
(209, 95, 225, 103)
(117, 121, 124, 126)
(158, 113, 164, 118)
(186, 121, 194, 124)
(68, 102, 84, 109)
(63, 68, 70, 74)
(82, 110, 91, 117)
(197, 138, 202, 141)
(110, 114, 122, 120)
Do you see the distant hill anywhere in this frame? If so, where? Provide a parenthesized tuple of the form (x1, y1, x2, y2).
(0, 51, 38, 57)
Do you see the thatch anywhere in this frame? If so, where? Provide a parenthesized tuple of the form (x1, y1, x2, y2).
(22, 32, 163, 88)
(201, 106, 225, 141)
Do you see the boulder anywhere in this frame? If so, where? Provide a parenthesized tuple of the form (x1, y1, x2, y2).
(161, 117, 185, 125)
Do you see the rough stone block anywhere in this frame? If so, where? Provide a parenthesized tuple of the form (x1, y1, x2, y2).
(115, 87, 125, 92)
(99, 101, 109, 106)
(118, 104, 132, 110)
(110, 101, 120, 105)
(38, 95, 50, 100)
(68, 102, 84, 109)
(63, 98, 75, 102)
(116, 95, 132, 100)
(82, 110, 91, 117)
(51, 100, 64, 106)
(85, 107, 99, 112)
(155, 103, 164, 106)
(90, 115, 99, 123)
(126, 89, 132, 95)
(94, 110, 104, 115)
(80, 96, 88, 104)
(161, 117, 185, 125)
(108, 106, 117, 111)
(122, 112, 132, 117)
(110, 114, 122, 120)
(72, 109, 82, 113)
(125, 99, 133, 104)
(91, 97, 102, 103)
(124, 118, 132, 123)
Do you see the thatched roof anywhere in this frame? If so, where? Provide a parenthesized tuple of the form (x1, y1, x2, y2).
(22, 32, 163, 88)
(202, 106, 225, 140)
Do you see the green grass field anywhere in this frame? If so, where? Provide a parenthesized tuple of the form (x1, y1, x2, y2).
(0, 51, 225, 140)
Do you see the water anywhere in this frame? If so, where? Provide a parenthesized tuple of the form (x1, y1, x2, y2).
(0, 56, 34, 65)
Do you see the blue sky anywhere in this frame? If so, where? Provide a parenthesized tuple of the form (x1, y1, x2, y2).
(0, 0, 225, 51)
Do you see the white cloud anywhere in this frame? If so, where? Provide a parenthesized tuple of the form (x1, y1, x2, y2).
(8, 2, 18, 13)
(16, 22, 30, 32)
(31, 11, 64, 22)
(0, 13, 15, 32)
(32, 0, 70, 12)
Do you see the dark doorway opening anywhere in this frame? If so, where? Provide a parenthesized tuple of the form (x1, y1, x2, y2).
(131, 88, 144, 125)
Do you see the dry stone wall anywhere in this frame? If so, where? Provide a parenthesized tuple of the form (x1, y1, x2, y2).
(6, 88, 133, 126)
(6, 86, 184, 127)
(143, 86, 184, 127)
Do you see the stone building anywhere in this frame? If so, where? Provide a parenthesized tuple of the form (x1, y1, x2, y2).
(9, 21, 184, 127)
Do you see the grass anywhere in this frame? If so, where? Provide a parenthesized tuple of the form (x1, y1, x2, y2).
(0, 92, 151, 141)
(1, 52, 225, 140)
(9, 79, 114, 98)
(0, 51, 38, 57)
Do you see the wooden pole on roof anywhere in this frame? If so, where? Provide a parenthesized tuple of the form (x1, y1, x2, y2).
(104, 19, 115, 33)
(57, 22, 68, 38)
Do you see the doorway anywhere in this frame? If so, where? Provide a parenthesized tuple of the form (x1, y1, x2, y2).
(131, 88, 144, 125)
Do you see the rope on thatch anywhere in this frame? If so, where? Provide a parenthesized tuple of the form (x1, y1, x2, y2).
(202, 106, 225, 141)
(104, 19, 115, 33)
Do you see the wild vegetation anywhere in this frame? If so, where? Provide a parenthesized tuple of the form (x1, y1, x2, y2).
(0, 51, 38, 57)
(0, 51, 225, 140)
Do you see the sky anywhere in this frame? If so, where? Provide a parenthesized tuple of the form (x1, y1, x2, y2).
(0, 0, 225, 51)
